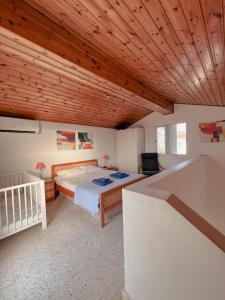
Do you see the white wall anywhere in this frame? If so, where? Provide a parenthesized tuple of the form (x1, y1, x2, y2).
(133, 104, 225, 168)
(149, 155, 225, 234)
(123, 189, 225, 300)
(0, 120, 116, 177)
(122, 155, 225, 300)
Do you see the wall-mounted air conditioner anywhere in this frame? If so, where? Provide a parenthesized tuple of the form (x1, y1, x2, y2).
(0, 117, 40, 134)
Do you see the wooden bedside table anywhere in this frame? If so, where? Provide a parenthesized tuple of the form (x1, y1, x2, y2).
(44, 178, 55, 202)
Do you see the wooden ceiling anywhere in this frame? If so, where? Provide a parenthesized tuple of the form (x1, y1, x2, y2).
(1, 0, 225, 128)
(0, 28, 153, 128)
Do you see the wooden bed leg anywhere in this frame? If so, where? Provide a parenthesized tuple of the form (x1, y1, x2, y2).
(100, 197, 105, 228)
(100, 211, 105, 228)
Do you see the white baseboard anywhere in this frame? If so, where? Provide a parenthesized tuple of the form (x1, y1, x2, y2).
(122, 289, 134, 300)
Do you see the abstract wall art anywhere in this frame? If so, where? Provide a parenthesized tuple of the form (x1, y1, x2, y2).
(199, 121, 225, 143)
(56, 130, 76, 150)
(78, 132, 93, 150)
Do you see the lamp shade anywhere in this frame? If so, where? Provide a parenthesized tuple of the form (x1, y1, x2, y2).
(36, 162, 45, 170)
(101, 155, 109, 160)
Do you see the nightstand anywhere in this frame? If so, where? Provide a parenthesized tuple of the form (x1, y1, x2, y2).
(103, 166, 118, 171)
(44, 178, 55, 202)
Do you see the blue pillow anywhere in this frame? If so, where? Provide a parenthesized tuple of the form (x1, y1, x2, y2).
(92, 178, 113, 186)
(110, 172, 129, 179)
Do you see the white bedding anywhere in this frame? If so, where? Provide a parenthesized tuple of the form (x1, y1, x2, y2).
(55, 167, 144, 214)
(55, 168, 115, 192)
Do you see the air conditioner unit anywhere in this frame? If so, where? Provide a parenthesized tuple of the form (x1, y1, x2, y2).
(0, 117, 40, 134)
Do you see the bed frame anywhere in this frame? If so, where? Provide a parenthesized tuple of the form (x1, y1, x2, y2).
(51, 159, 146, 227)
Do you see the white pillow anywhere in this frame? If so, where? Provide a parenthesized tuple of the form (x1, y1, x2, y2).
(80, 165, 100, 173)
(57, 167, 84, 177)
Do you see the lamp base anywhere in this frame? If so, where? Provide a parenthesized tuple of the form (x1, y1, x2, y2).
(39, 171, 44, 180)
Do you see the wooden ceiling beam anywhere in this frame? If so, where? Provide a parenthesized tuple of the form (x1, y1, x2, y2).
(0, 0, 174, 114)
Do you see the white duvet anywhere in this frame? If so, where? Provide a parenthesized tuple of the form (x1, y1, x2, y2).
(55, 167, 144, 214)
(55, 168, 115, 192)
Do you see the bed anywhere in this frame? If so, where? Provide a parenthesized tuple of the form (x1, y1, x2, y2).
(52, 159, 146, 227)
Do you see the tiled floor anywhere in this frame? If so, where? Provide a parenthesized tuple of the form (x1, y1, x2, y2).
(0, 196, 124, 300)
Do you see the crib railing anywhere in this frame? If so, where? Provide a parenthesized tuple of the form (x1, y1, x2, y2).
(0, 172, 25, 189)
(0, 172, 47, 239)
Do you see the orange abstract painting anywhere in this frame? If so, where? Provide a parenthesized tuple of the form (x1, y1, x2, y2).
(57, 130, 76, 150)
(199, 121, 225, 143)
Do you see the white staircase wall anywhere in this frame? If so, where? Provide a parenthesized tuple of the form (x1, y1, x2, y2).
(123, 189, 225, 300)
(122, 156, 225, 300)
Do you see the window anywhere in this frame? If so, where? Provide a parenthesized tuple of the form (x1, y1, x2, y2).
(156, 123, 187, 155)
(156, 126, 166, 154)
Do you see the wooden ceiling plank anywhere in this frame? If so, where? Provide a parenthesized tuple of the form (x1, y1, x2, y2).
(2, 49, 146, 109)
(198, 0, 225, 105)
(160, 0, 222, 106)
(19, 0, 206, 104)
(132, 0, 211, 105)
(70, 0, 187, 96)
(0, 73, 142, 112)
(1, 95, 144, 124)
(0, 53, 151, 118)
(106, 0, 207, 105)
(0, 30, 160, 111)
(110, 0, 207, 102)
(0, 63, 148, 117)
(149, 0, 215, 106)
(0, 100, 145, 127)
(0, 54, 151, 126)
(0, 107, 118, 128)
(71, 0, 202, 104)
(0, 73, 139, 111)
(0, 85, 145, 120)
(1, 0, 225, 123)
(0, 0, 174, 114)
(21, 0, 225, 108)
(178, 0, 224, 106)
(71, 0, 216, 106)
(26, 1, 185, 98)
(0, 95, 143, 123)
(0, 85, 143, 119)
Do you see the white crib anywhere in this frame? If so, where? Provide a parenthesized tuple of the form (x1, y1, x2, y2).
(0, 172, 47, 240)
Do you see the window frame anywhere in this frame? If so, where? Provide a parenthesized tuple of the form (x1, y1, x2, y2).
(155, 122, 189, 156)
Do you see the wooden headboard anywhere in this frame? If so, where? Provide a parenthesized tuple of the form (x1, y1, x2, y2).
(51, 159, 98, 178)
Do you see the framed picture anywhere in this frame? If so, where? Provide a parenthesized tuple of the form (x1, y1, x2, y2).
(199, 121, 225, 143)
(56, 130, 76, 150)
(78, 132, 93, 150)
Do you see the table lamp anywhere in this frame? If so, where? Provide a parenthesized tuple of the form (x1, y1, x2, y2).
(36, 162, 45, 179)
(101, 155, 109, 168)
